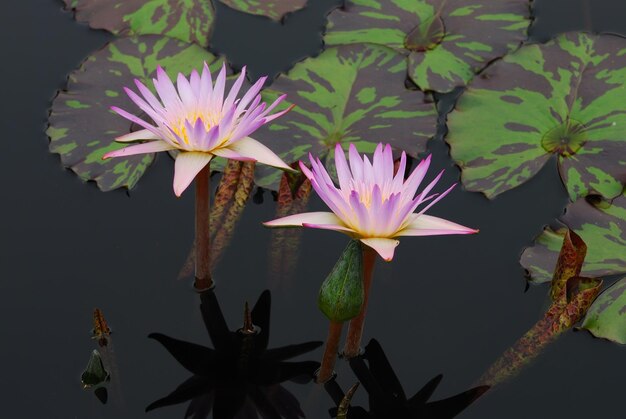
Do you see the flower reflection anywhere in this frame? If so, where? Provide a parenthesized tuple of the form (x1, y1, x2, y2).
(146, 290, 322, 418)
(265, 143, 477, 261)
(325, 339, 488, 418)
(103, 63, 293, 196)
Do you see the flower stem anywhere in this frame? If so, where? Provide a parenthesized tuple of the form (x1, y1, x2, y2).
(317, 321, 343, 384)
(194, 163, 212, 291)
(342, 245, 376, 358)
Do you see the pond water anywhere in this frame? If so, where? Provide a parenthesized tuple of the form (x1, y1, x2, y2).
(2, 0, 626, 418)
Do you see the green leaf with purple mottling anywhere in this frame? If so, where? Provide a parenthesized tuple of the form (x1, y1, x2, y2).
(47, 36, 224, 192)
(448, 32, 626, 200)
(63, 0, 215, 46)
(219, 0, 307, 21)
(521, 191, 626, 284)
(252, 44, 438, 190)
(324, 0, 531, 93)
(581, 276, 626, 344)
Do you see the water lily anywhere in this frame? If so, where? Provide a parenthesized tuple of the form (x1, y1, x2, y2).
(103, 63, 293, 290)
(266, 143, 478, 362)
(264, 143, 477, 261)
(103, 62, 293, 197)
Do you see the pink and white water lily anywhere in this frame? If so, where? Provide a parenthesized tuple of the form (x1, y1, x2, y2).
(265, 143, 478, 261)
(103, 63, 293, 196)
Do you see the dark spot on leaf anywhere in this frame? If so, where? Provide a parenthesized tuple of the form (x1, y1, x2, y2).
(503, 122, 540, 133)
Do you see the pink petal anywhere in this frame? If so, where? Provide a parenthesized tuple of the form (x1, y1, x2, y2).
(397, 214, 478, 236)
(334, 143, 351, 190)
(403, 154, 432, 197)
(262, 100, 294, 123)
(134, 78, 165, 114)
(153, 66, 183, 114)
(359, 238, 399, 262)
(348, 143, 364, 181)
(115, 129, 161, 142)
(235, 76, 266, 116)
(264, 211, 343, 228)
(226, 137, 294, 171)
(199, 62, 214, 110)
(392, 151, 407, 191)
(372, 143, 385, 185)
(103, 140, 174, 159)
(415, 182, 457, 217)
(189, 69, 201, 92)
(173, 152, 213, 197)
(210, 64, 227, 115)
(299, 161, 315, 180)
(223, 66, 246, 111)
(177, 72, 197, 109)
(124, 87, 163, 124)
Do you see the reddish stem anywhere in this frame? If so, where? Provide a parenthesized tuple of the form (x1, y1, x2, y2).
(342, 245, 376, 358)
(194, 164, 212, 291)
(317, 321, 344, 384)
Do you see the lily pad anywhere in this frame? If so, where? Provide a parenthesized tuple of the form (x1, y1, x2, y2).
(47, 36, 224, 192)
(253, 44, 438, 189)
(324, 0, 531, 93)
(581, 276, 626, 344)
(447, 32, 626, 200)
(219, 0, 307, 21)
(521, 191, 626, 284)
(63, 0, 215, 46)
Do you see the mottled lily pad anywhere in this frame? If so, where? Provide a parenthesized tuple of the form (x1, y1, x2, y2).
(47, 36, 224, 192)
(324, 0, 531, 93)
(219, 0, 307, 21)
(63, 0, 215, 46)
(581, 276, 626, 344)
(253, 44, 438, 189)
(447, 32, 626, 200)
(521, 191, 626, 284)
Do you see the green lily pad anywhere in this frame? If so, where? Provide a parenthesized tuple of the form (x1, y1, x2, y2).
(324, 0, 531, 93)
(521, 191, 626, 284)
(581, 276, 626, 344)
(63, 0, 215, 46)
(47, 36, 224, 192)
(219, 0, 307, 21)
(253, 43, 438, 189)
(447, 32, 626, 200)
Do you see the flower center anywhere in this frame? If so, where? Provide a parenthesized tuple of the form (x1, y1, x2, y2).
(171, 114, 214, 147)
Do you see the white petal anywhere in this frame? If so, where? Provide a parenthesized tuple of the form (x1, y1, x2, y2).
(397, 214, 478, 236)
(264, 212, 343, 228)
(359, 238, 399, 262)
(103, 140, 175, 159)
(211, 147, 255, 161)
(173, 152, 213, 197)
(115, 129, 161, 142)
(226, 137, 294, 171)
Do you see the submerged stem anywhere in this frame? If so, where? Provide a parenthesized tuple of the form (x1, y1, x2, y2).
(342, 245, 376, 358)
(317, 321, 344, 384)
(194, 163, 212, 291)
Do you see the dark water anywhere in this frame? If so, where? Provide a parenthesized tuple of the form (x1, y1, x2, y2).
(2, 0, 626, 418)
